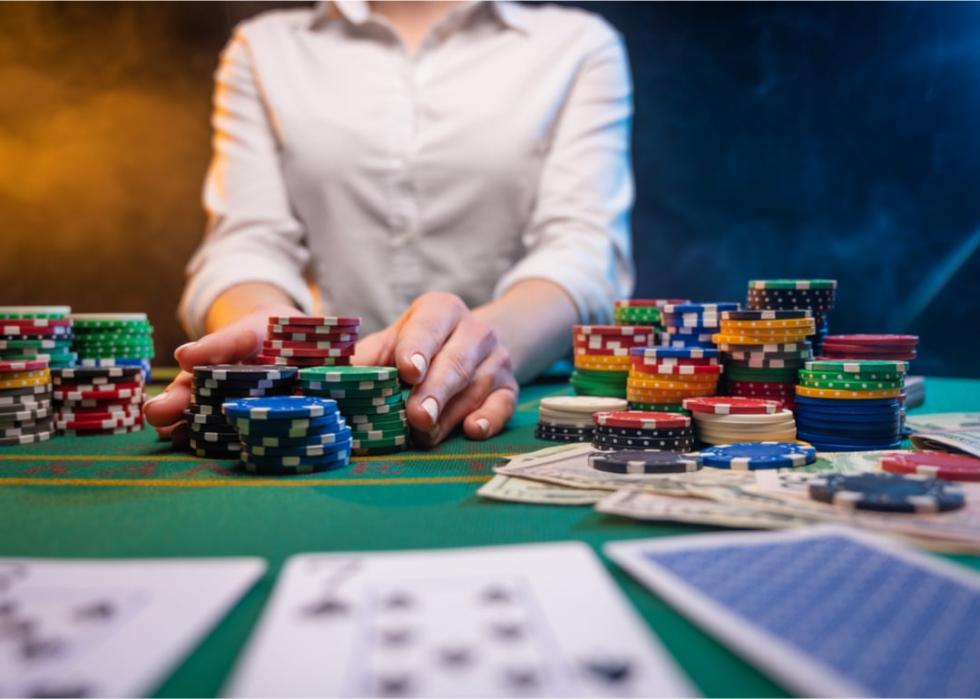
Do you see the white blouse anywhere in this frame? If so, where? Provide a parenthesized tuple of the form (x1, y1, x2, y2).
(179, 0, 634, 337)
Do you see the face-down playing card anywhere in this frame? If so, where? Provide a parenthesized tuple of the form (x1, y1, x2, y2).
(225, 542, 693, 697)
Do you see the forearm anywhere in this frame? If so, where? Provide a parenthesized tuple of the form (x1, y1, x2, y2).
(474, 278, 577, 383)
(204, 282, 301, 334)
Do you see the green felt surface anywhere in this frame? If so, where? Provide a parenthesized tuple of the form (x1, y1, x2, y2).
(0, 376, 978, 697)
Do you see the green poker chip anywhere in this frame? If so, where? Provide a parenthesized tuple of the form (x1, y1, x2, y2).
(299, 365, 398, 383)
(799, 368, 904, 383)
(747, 279, 837, 290)
(798, 377, 904, 391)
(805, 359, 908, 374)
(0, 306, 71, 319)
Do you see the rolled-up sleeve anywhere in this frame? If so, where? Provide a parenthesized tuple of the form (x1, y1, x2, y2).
(178, 26, 313, 339)
(493, 20, 635, 324)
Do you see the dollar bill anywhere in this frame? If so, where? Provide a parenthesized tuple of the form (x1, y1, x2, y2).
(909, 430, 980, 459)
(477, 474, 606, 505)
(905, 412, 980, 433)
(596, 490, 815, 529)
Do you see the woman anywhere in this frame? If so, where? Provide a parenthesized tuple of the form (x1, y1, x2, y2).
(144, 0, 634, 446)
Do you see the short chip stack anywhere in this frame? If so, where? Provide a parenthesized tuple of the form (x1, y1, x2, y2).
(52, 365, 144, 436)
(819, 334, 919, 362)
(0, 358, 53, 445)
(794, 359, 906, 451)
(0, 306, 76, 369)
(186, 365, 298, 459)
(613, 299, 688, 330)
(626, 347, 722, 413)
(259, 316, 361, 367)
(659, 302, 740, 350)
(682, 396, 796, 446)
(591, 410, 696, 452)
(745, 280, 836, 352)
(223, 396, 351, 475)
(298, 366, 408, 455)
(571, 325, 654, 398)
(535, 396, 627, 443)
(72, 313, 154, 383)
(714, 309, 816, 411)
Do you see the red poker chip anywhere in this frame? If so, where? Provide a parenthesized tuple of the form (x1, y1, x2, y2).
(0, 359, 49, 373)
(53, 383, 142, 401)
(56, 415, 142, 430)
(573, 325, 650, 336)
(631, 363, 723, 376)
(263, 338, 356, 351)
(254, 354, 351, 367)
(56, 407, 142, 421)
(820, 341, 917, 352)
(267, 316, 361, 327)
(267, 332, 358, 345)
(819, 351, 917, 361)
(0, 325, 70, 336)
(880, 451, 980, 481)
(682, 396, 780, 415)
(0, 318, 72, 329)
(269, 324, 360, 335)
(261, 343, 354, 358)
(634, 357, 720, 368)
(614, 298, 689, 308)
(574, 333, 653, 346)
(593, 410, 691, 429)
(824, 334, 918, 346)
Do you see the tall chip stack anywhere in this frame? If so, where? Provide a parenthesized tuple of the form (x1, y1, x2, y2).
(794, 359, 906, 451)
(52, 365, 144, 436)
(713, 309, 816, 411)
(0, 306, 76, 369)
(0, 358, 53, 446)
(298, 366, 409, 455)
(626, 347, 722, 413)
(186, 365, 298, 459)
(258, 316, 361, 367)
(659, 302, 740, 350)
(571, 325, 654, 398)
(745, 280, 836, 353)
(71, 313, 154, 383)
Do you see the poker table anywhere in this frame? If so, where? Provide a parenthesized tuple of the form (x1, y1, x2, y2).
(2, 374, 979, 697)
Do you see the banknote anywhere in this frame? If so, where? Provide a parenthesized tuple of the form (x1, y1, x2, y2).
(909, 430, 980, 459)
(905, 412, 980, 433)
(477, 474, 607, 505)
(596, 490, 815, 529)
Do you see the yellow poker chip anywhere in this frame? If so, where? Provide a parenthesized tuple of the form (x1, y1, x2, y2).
(0, 375, 50, 390)
(794, 385, 903, 400)
(574, 353, 631, 364)
(719, 318, 816, 330)
(627, 388, 712, 401)
(575, 359, 631, 372)
(0, 368, 50, 382)
(711, 333, 811, 345)
(628, 376, 719, 391)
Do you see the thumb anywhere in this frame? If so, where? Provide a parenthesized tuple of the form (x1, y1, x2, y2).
(174, 311, 268, 372)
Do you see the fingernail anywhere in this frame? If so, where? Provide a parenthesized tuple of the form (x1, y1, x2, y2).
(410, 353, 427, 379)
(174, 342, 196, 360)
(475, 418, 490, 436)
(420, 396, 439, 424)
(142, 390, 168, 409)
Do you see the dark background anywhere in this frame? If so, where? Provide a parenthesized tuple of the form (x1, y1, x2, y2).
(2, 2, 978, 376)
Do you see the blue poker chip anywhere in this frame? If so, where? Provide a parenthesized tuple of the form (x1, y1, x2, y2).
(808, 473, 965, 513)
(662, 302, 740, 314)
(245, 434, 352, 457)
(795, 429, 901, 447)
(233, 414, 345, 437)
(630, 347, 721, 359)
(240, 449, 351, 469)
(799, 439, 903, 452)
(700, 442, 817, 470)
(796, 407, 902, 421)
(794, 395, 901, 408)
(223, 396, 337, 420)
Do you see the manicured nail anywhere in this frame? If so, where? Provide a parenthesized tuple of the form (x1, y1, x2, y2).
(142, 390, 168, 409)
(410, 353, 427, 379)
(174, 342, 196, 360)
(420, 397, 439, 424)
(475, 418, 490, 436)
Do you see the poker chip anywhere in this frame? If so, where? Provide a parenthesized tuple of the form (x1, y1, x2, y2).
(880, 451, 980, 482)
(805, 360, 908, 374)
(535, 397, 628, 442)
(808, 473, 965, 513)
(682, 397, 780, 415)
(222, 396, 337, 420)
(70, 313, 154, 381)
(700, 442, 817, 470)
(588, 449, 702, 474)
(262, 316, 360, 367)
(593, 410, 690, 430)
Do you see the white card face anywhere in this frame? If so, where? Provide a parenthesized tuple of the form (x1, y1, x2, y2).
(0, 557, 265, 698)
(225, 542, 694, 698)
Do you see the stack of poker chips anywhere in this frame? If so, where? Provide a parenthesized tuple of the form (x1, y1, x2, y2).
(659, 302, 740, 350)
(626, 347, 722, 412)
(682, 396, 797, 446)
(794, 359, 906, 451)
(186, 365, 297, 459)
(591, 410, 695, 452)
(71, 313, 154, 383)
(535, 395, 627, 443)
(713, 309, 816, 411)
(51, 365, 144, 436)
(745, 279, 836, 352)
(0, 306, 76, 369)
(258, 316, 361, 367)
(571, 325, 654, 398)
(613, 299, 688, 330)
(298, 366, 408, 455)
(819, 334, 919, 362)
(224, 396, 351, 475)
(0, 359, 53, 445)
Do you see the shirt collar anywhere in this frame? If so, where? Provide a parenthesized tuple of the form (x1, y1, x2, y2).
(309, 1, 530, 34)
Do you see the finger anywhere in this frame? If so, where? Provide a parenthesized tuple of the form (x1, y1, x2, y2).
(154, 421, 183, 441)
(351, 327, 395, 367)
(407, 315, 497, 431)
(173, 313, 268, 372)
(392, 293, 467, 385)
(142, 371, 192, 428)
(462, 387, 517, 440)
(425, 346, 513, 442)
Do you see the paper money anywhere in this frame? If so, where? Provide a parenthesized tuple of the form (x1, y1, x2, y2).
(905, 412, 980, 433)
(597, 490, 815, 529)
(909, 430, 980, 459)
(477, 474, 606, 505)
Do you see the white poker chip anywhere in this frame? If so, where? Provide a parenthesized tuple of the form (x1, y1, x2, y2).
(539, 396, 628, 414)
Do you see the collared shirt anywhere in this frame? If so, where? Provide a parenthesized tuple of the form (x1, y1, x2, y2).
(179, 0, 634, 337)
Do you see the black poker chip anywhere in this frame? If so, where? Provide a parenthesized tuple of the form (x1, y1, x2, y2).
(592, 435, 695, 451)
(593, 425, 694, 439)
(589, 449, 702, 474)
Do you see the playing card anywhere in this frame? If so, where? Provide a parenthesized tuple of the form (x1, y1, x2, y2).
(606, 526, 980, 697)
(0, 557, 265, 698)
(225, 542, 693, 697)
